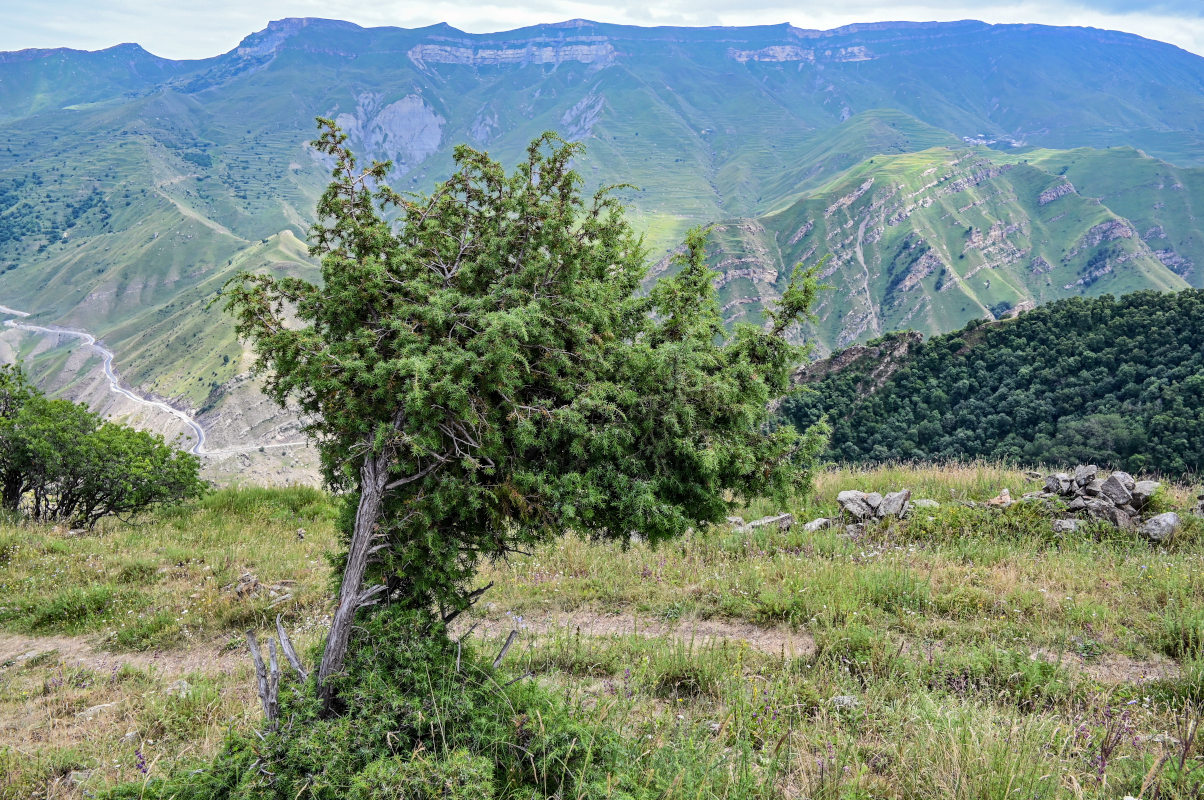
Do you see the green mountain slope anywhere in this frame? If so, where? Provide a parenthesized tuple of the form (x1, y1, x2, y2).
(781, 290, 1204, 477)
(709, 145, 1199, 353)
(2, 17, 1204, 455)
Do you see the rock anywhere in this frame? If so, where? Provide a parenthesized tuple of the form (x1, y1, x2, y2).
(167, 679, 192, 698)
(1140, 512, 1180, 543)
(121, 730, 139, 743)
(1099, 474, 1134, 507)
(912, 498, 940, 509)
(802, 518, 830, 532)
(1083, 479, 1104, 496)
(830, 695, 861, 710)
(1066, 496, 1087, 512)
(844, 523, 866, 538)
(1132, 480, 1161, 507)
(878, 490, 911, 518)
(864, 492, 884, 511)
(726, 516, 745, 526)
(68, 770, 93, 786)
(1083, 497, 1134, 529)
(837, 490, 875, 521)
(1024, 470, 1043, 480)
(1043, 475, 1063, 494)
(743, 513, 795, 532)
(1112, 471, 1137, 493)
(986, 488, 1013, 507)
(1073, 464, 1098, 486)
(1052, 519, 1080, 534)
(76, 702, 118, 719)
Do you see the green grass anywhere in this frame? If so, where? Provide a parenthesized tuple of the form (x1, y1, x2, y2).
(0, 486, 339, 648)
(1, 469, 1202, 798)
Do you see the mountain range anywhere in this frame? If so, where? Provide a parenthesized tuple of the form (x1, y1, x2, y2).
(1, 17, 1203, 475)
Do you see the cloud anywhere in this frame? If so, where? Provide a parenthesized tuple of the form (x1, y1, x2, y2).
(0, 0, 1201, 59)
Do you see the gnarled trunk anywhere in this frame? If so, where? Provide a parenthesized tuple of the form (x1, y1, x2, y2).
(317, 448, 390, 710)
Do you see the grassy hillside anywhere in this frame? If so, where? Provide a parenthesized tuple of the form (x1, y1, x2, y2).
(1, 470, 1202, 797)
(709, 146, 1200, 352)
(782, 290, 1204, 477)
(3, 18, 1204, 456)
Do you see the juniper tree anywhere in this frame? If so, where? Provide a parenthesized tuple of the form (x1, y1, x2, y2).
(225, 119, 828, 711)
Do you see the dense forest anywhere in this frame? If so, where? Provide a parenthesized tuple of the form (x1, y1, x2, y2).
(782, 290, 1204, 478)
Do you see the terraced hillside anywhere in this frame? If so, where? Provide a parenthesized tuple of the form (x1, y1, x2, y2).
(709, 146, 1201, 352)
(2, 18, 1204, 466)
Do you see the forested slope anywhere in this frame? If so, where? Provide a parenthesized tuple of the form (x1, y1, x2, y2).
(782, 290, 1204, 476)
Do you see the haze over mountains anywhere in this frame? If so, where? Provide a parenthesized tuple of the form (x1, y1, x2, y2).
(1, 17, 1203, 473)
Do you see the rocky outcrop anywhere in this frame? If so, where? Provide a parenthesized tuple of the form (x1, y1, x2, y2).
(334, 92, 444, 174)
(560, 92, 605, 140)
(1038, 180, 1076, 205)
(408, 42, 616, 68)
(791, 331, 922, 402)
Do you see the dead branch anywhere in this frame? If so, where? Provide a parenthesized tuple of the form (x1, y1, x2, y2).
(247, 631, 280, 725)
(275, 614, 308, 682)
(492, 629, 518, 669)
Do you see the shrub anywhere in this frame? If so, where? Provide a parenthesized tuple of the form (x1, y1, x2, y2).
(0, 364, 205, 527)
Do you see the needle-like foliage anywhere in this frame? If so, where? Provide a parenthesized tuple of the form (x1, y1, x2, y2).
(225, 119, 828, 708)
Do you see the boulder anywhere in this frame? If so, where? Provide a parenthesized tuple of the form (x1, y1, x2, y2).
(802, 518, 831, 533)
(1140, 512, 1180, 543)
(1083, 497, 1134, 530)
(1052, 519, 1080, 534)
(878, 490, 911, 518)
(743, 513, 795, 532)
(1112, 471, 1137, 493)
(76, 702, 118, 719)
(1099, 474, 1134, 507)
(1132, 480, 1161, 508)
(1044, 474, 1073, 495)
(1066, 496, 1087, 512)
(1083, 479, 1104, 496)
(1073, 464, 1099, 486)
(837, 491, 875, 521)
(865, 492, 884, 511)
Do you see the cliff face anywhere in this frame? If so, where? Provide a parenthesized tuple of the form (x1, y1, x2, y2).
(706, 144, 1198, 356)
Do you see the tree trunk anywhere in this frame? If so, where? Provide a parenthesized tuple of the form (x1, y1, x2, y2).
(317, 447, 390, 711)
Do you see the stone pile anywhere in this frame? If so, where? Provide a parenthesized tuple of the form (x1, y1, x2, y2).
(1021, 465, 1179, 542)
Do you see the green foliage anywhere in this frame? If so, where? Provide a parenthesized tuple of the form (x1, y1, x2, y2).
(0, 363, 205, 527)
(783, 290, 1204, 477)
(105, 609, 650, 800)
(225, 123, 827, 619)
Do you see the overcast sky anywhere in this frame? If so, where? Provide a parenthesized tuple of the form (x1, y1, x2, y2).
(3, 0, 1204, 59)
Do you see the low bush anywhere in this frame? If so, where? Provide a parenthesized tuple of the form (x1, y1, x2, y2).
(105, 609, 654, 800)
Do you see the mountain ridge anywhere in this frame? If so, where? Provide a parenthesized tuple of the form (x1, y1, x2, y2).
(2, 17, 1204, 480)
